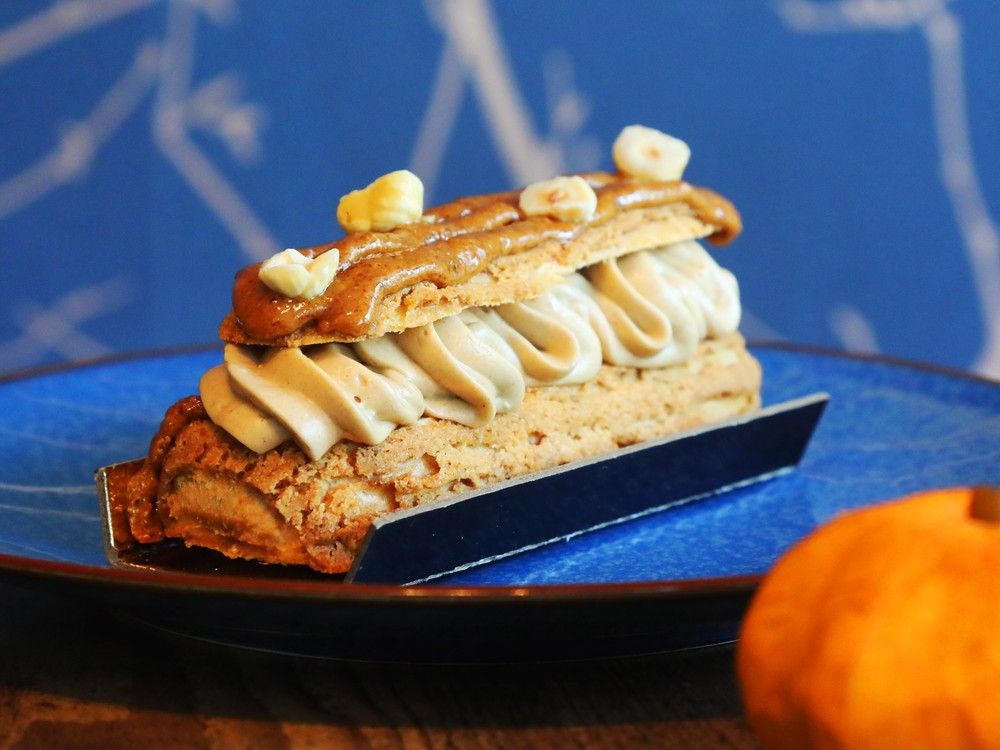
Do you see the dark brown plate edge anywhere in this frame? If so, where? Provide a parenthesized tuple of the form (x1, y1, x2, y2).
(0, 550, 762, 604)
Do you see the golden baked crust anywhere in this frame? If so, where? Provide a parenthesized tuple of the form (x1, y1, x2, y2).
(220, 202, 716, 346)
(150, 333, 761, 573)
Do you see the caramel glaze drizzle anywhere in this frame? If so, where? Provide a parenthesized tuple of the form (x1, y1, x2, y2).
(125, 395, 207, 543)
(232, 173, 742, 342)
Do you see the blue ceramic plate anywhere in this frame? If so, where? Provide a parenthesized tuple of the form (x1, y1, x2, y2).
(1, 344, 998, 661)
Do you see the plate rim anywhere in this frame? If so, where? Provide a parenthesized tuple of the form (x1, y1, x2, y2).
(1, 341, 997, 603)
(0, 550, 763, 602)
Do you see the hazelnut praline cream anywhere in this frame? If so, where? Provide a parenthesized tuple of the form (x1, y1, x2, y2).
(202, 240, 742, 461)
(230, 173, 741, 342)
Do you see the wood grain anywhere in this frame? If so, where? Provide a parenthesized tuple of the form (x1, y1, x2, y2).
(0, 582, 759, 749)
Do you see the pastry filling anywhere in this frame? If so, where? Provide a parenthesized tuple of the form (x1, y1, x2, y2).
(202, 240, 741, 460)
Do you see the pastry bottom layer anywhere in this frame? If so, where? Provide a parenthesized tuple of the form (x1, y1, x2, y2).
(152, 332, 761, 573)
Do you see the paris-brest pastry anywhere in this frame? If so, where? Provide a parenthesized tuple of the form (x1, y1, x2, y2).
(125, 125, 762, 573)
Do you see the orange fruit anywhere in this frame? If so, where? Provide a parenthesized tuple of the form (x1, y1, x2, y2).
(738, 487, 1000, 749)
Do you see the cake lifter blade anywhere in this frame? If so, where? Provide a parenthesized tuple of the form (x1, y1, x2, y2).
(346, 393, 828, 585)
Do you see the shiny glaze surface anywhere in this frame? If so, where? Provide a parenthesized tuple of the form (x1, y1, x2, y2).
(231, 174, 741, 341)
(125, 395, 205, 543)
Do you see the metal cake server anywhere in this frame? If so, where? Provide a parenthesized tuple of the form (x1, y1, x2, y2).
(98, 393, 828, 585)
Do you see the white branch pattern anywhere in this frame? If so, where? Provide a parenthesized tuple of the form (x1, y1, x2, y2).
(0, 0, 995, 377)
(775, 0, 1000, 376)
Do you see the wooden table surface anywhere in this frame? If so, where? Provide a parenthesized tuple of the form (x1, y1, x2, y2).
(0, 580, 759, 749)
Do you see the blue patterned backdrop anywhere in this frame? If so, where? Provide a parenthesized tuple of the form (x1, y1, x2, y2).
(1, 0, 998, 378)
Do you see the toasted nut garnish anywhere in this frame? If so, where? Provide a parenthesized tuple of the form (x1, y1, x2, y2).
(519, 175, 597, 223)
(337, 170, 424, 233)
(259, 248, 340, 299)
(612, 125, 690, 181)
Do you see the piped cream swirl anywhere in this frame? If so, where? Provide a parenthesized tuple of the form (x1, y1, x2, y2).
(562, 239, 741, 368)
(201, 344, 424, 460)
(354, 316, 526, 428)
(201, 240, 741, 459)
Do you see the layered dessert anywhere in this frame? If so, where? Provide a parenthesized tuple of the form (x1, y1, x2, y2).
(124, 125, 762, 574)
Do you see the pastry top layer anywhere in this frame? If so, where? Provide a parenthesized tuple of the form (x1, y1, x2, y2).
(222, 173, 741, 347)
